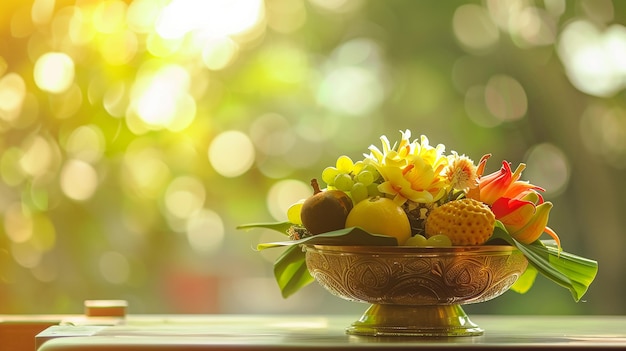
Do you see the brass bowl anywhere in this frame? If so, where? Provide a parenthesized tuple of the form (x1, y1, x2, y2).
(305, 244, 528, 337)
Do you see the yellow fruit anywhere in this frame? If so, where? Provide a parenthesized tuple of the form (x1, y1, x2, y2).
(345, 196, 411, 245)
(287, 200, 304, 225)
(424, 198, 495, 246)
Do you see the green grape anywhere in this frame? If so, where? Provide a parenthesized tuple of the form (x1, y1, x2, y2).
(367, 183, 382, 197)
(334, 173, 354, 191)
(427, 234, 452, 247)
(404, 234, 428, 246)
(336, 155, 354, 173)
(357, 170, 374, 186)
(362, 164, 380, 181)
(321, 167, 339, 186)
(353, 161, 365, 174)
(350, 182, 368, 204)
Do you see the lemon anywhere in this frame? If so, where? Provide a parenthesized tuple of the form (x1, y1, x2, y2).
(345, 196, 412, 245)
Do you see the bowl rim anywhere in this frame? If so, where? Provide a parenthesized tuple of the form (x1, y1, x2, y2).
(304, 244, 520, 256)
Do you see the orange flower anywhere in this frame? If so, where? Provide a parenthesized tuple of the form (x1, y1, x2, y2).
(478, 160, 542, 205)
(492, 196, 561, 247)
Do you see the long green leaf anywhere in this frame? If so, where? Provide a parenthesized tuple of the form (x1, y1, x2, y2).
(257, 227, 398, 250)
(265, 227, 398, 297)
(236, 221, 293, 235)
(509, 265, 538, 294)
(273, 244, 314, 298)
(489, 223, 598, 302)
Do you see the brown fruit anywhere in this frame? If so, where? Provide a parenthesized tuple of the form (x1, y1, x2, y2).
(300, 179, 353, 235)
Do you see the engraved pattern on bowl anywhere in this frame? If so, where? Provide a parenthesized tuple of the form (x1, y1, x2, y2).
(305, 245, 528, 306)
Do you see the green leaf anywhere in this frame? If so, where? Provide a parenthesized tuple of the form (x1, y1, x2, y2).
(509, 265, 538, 294)
(236, 221, 293, 236)
(489, 222, 598, 302)
(273, 244, 315, 298)
(257, 227, 398, 250)
(264, 227, 398, 298)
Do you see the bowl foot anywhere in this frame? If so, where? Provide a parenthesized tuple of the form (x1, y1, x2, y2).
(346, 304, 484, 337)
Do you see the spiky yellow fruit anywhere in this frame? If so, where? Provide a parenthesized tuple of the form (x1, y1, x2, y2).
(425, 198, 495, 246)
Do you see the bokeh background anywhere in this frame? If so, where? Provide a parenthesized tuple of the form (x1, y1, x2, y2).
(1, 0, 625, 316)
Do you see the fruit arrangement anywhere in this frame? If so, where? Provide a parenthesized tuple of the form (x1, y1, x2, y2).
(239, 130, 598, 301)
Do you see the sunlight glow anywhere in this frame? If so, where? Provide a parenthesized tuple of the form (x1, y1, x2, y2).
(266, 179, 311, 221)
(129, 63, 196, 132)
(155, 0, 264, 39)
(558, 21, 626, 97)
(33, 53, 75, 94)
(0, 73, 26, 122)
(60, 159, 99, 201)
(208, 131, 255, 177)
(186, 209, 224, 254)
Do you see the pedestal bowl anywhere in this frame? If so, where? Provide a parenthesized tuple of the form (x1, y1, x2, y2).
(304, 244, 528, 337)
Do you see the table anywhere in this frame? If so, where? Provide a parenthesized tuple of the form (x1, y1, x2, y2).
(31, 314, 626, 350)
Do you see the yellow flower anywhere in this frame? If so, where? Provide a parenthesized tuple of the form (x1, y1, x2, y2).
(367, 130, 450, 205)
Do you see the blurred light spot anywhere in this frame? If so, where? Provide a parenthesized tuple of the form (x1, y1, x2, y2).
(127, 0, 163, 33)
(580, 104, 626, 168)
(31, 0, 55, 25)
(317, 66, 383, 116)
(544, 0, 566, 17)
(99, 30, 138, 65)
(308, 0, 363, 13)
(464, 85, 501, 128)
(122, 143, 171, 198)
(208, 131, 255, 177)
(19, 135, 53, 178)
(266, 0, 306, 33)
(484, 75, 527, 122)
(513, 7, 557, 47)
(11, 242, 42, 269)
(33, 52, 75, 94)
(68, 6, 96, 45)
(93, 0, 127, 34)
(0, 73, 26, 122)
(524, 143, 570, 196)
(145, 32, 183, 58)
(164, 176, 206, 219)
(453, 4, 499, 53)
(65, 125, 106, 163)
(60, 159, 99, 201)
(156, 0, 264, 39)
(103, 81, 128, 118)
(266, 179, 310, 221)
(249, 113, 295, 156)
(99, 251, 130, 284)
(4, 203, 33, 244)
(186, 209, 224, 254)
(130, 63, 196, 132)
(1, 147, 26, 186)
(202, 37, 239, 70)
(558, 21, 626, 97)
